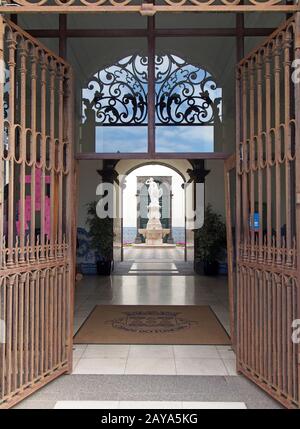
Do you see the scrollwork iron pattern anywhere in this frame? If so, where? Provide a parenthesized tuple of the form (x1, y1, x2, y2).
(155, 54, 221, 125)
(82, 55, 148, 125)
(82, 54, 221, 126)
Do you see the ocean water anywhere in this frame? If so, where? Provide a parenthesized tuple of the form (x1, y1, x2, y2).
(123, 227, 186, 244)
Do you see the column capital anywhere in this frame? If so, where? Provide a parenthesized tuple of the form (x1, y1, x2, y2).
(97, 159, 119, 184)
(187, 160, 210, 183)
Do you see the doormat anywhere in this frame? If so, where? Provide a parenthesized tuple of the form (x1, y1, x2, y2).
(74, 305, 231, 345)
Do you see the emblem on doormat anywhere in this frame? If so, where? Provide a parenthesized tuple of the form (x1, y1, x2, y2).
(106, 310, 199, 334)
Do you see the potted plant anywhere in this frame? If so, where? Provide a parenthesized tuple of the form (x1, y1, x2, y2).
(194, 204, 226, 275)
(86, 201, 114, 275)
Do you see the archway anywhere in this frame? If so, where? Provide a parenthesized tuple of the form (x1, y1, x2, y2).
(114, 159, 195, 266)
(122, 164, 186, 263)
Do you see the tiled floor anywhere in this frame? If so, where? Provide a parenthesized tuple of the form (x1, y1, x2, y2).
(72, 345, 236, 376)
(113, 251, 194, 276)
(128, 261, 180, 274)
(123, 246, 186, 261)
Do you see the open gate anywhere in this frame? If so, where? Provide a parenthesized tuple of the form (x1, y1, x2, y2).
(0, 9, 300, 410)
(236, 15, 300, 408)
(0, 18, 75, 408)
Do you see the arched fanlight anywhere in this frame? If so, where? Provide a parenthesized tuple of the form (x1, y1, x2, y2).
(82, 54, 222, 127)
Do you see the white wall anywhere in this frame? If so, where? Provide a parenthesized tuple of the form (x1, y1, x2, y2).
(206, 160, 226, 218)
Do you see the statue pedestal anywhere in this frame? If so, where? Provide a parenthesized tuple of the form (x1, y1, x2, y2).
(138, 214, 170, 245)
(134, 178, 175, 247)
(138, 227, 170, 245)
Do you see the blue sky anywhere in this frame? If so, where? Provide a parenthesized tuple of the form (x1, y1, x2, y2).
(95, 125, 214, 153)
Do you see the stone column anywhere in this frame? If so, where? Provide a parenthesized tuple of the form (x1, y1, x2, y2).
(97, 160, 119, 262)
(187, 160, 210, 266)
(167, 192, 175, 244)
(134, 188, 143, 244)
(119, 178, 127, 261)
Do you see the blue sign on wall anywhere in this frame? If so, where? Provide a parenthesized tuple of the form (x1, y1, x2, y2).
(250, 212, 260, 231)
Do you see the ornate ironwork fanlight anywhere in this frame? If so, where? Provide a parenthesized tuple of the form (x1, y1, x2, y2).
(155, 54, 221, 126)
(82, 55, 148, 126)
(82, 53, 222, 127)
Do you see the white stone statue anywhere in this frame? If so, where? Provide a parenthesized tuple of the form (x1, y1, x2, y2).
(145, 177, 163, 206)
(137, 177, 170, 245)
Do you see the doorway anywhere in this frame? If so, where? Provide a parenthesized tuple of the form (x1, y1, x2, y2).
(1, 9, 300, 410)
(120, 163, 187, 273)
(72, 155, 233, 378)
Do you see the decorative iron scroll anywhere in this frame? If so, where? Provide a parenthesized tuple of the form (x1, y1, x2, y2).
(82, 54, 221, 126)
(0, 0, 298, 13)
(156, 54, 221, 125)
(82, 55, 148, 125)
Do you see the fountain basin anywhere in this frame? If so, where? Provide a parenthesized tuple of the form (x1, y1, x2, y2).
(137, 228, 171, 246)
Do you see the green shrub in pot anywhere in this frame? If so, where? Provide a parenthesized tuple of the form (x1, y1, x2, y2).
(194, 204, 227, 275)
(86, 201, 114, 275)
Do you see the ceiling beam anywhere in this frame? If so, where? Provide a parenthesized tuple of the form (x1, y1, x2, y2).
(75, 152, 230, 160)
(59, 14, 67, 58)
(24, 27, 276, 39)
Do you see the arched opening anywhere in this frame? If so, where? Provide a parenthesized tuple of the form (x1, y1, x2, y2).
(121, 163, 186, 263)
(114, 159, 196, 265)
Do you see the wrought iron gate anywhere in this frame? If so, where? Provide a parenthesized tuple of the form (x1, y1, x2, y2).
(0, 18, 75, 408)
(236, 15, 300, 408)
